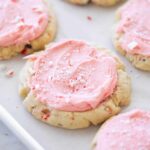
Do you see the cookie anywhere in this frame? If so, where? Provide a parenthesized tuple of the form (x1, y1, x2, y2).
(114, 0, 150, 71)
(67, 0, 89, 5)
(92, 109, 150, 150)
(19, 40, 131, 129)
(66, 0, 121, 6)
(0, 0, 56, 60)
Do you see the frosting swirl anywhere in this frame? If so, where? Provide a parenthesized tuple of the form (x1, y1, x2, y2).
(29, 40, 117, 112)
(0, 0, 48, 47)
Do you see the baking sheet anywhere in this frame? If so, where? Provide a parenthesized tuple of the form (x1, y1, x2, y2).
(0, 0, 150, 150)
(0, 106, 44, 150)
(0, 121, 27, 150)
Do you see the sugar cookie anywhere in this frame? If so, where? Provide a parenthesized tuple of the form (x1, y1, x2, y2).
(19, 40, 131, 129)
(114, 0, 150, 71)
(92, 109, 150, 150)
(0, 0, 56, 60)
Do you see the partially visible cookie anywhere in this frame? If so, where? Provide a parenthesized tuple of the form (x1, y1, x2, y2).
(67, 0, 89, 5)
(114, 0, 150, 71)
(19, 40, 131, 129)
(66, 0, 121, 6)
(0, 0, 56, 60)
(92, 109, 150, 150)
(92, 0, 120, 6)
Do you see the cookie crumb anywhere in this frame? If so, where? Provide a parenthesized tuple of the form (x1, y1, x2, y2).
(5, 69, 15, 78)
(128, 41, 138, 50)
(32, 6, 43, 13)
(87, 16, 92, 21)
(16, 106, 19, 109)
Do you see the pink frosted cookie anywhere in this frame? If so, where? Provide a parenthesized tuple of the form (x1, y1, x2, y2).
(92, 109, 150, 150)
(19, 40, 131, 129)
(0, 0, 56, 60)
(114, 0, 150, 71)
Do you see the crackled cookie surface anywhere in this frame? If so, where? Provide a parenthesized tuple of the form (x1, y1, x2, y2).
(0, 0, 56, 59)
(114, 0, 150, 70)
(92, 109, 150, 150)
(19, 40, 131, 129)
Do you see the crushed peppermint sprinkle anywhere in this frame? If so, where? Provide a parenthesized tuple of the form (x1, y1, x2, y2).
(48, 75, 52, 82)
(69, 79, 77, 87)
(34, 84, 40, 89)
(12, 16, 23, 23)
(28, 68, 35, 75)
(128, 41, 138, 50)
(48, 61, 53, 67)
(69, 76, 86, 88)
(42, 114, 50, 120)
(5, 69, 15, 78)
(32, 6, 43, 13)
(92, 68, 95, 71)
(87, 16, 92, 21)
(17, 20, 25, 27)
(110, 129, 117, 133)
(77, 76, 86, 83)
(66, 70, 71, 75)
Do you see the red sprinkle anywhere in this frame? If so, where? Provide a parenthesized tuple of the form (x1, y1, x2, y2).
(87, 16, 92, 21)
(42, 114, 50, 120)
(41, 109, 51, 120)
(105, 106, 112, 114)
(20, 49, 28, 55)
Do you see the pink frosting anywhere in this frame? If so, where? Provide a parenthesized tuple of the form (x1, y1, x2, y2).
(0, 0, 48, 47)
(29, 40, 117, 112)
(95, 109, 150, 150)
(117, 0, 150, 56)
